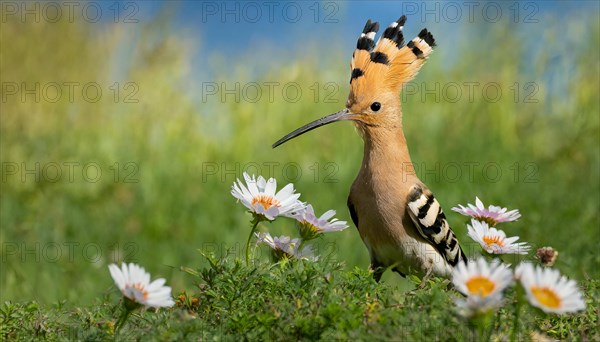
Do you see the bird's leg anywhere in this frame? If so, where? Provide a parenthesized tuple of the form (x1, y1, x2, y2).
(441, 278, 453, 291)
(369, 262, 385, 283)
(417, 268, 434, 289)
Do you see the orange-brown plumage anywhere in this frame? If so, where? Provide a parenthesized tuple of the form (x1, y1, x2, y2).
(273, 15, 465, 281)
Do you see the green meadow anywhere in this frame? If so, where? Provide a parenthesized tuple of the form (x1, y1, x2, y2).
(1, 4, 598, 340)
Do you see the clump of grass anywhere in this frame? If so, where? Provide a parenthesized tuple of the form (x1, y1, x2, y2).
(1, 256, 598, 340)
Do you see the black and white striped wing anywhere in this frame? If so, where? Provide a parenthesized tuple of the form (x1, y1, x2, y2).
(406, 184, 466, 267)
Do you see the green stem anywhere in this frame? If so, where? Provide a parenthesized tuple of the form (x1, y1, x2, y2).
(245, 219, 261, 265)
(474, 317, 484, 341)
(484, 311, 496, 341)
(114, 306, 133, 336)
(510, 286, 523, 342)
(472, 312, 493, 342)
(297, 238, 306, 252)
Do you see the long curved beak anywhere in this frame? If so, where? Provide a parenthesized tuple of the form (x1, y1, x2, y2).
(272, 109, 352, 148)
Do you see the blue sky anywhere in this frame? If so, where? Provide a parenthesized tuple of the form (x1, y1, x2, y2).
(96, 0, 597, 96)
(140, 1, 590, 54)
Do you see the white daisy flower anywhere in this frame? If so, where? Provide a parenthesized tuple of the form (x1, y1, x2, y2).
(452, 257, 513, 299)
(515, 263, 585, 314)
(108, 263, 174, 308)
(255, 232, 316, 261)
(452, 197, 521, 226)
(231, 172, 304, 221)
(467, 219, 531, 255)
(294, 204, 349, 240)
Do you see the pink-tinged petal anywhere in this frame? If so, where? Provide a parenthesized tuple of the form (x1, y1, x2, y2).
(467, 203, 479, 212)
(254, 203, 267, 215)
(264, 206, 280, 220)
(319, 209, 337, 221)
(302, 204, 315, 216)
(453, 197, 521, 225)
(475, 197, 484, 210)
(257, 234, 316, 260)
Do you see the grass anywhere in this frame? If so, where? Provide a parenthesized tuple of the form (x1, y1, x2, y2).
(1, 5, 599, 340)
(2, 256, 599, 341)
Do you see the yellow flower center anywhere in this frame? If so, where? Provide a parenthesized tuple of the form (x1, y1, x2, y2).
(466, 276, 496, 297)
(305, 222, 320, 233)
(483, 235, 504, 247)
(298, 221, 322, 240)
(531, 287, 561, 309)
(475, 216, 498, 226)
(252, 195, 280, 210)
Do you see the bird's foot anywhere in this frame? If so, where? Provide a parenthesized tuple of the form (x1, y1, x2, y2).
(417, 269, 434, 290)
(369, 263, 386, 283)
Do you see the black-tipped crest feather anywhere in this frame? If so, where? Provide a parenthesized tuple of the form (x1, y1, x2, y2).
(357, 19, 380, 51)
(362, 19, 379, 34)
(382, 15, 407, 48)
(370, 51, 389, 65)
(350, 15, 437, 99)
(418, 28, 436, 47)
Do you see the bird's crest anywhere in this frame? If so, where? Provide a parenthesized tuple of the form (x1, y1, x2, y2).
(350, 16, 435, 97)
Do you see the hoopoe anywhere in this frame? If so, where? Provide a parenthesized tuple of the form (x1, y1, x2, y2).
(273, 16, 466, 281)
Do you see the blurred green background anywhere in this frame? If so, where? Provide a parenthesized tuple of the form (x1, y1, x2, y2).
(1, 1, 598, 305)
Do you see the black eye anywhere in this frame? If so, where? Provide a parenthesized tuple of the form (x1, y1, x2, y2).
(370, 102, 381, 112)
